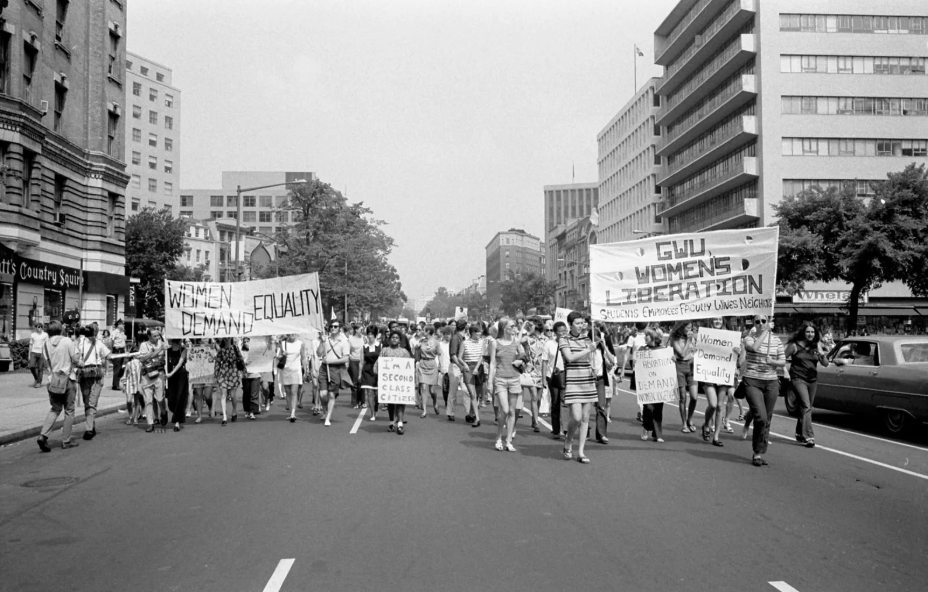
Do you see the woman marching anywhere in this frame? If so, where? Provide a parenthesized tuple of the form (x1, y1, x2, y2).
(742, 314, 786, 466)
(381, 330, 412, 434)
(671, 321, 699, 433)
(784, 322, 829, 448)
(415, 326, 442, 418)
(700, 316, 742, 447)
(165, 339, 189, 432)
(278, 334, 304, 423)
(558, 312, 598, 463)
(640, 327, 667, 443)
(213, 338, 243, 426)
(488, 316, 526, 452)
(361, 326, 382, 420)
(461, 323, 486, 427)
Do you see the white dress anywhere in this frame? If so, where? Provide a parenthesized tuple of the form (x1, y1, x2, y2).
(279, 339, 303, 386)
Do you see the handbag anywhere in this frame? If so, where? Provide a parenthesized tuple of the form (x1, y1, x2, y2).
(234, 344, 246, 372)
(141, 344, 163, 378)
(45, 342, 69, 397)
(734, 380, 747, 400)
(277, 341, 288, 370)
(550, 344, 567, 390)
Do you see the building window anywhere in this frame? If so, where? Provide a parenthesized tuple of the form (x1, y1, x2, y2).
(107, 112, 119, 156)
(131, 198, 139, 212)
(781, 54, 926, 75)
(164, 138, 173, 151)
(259, 195, 272, 208)
(53, 174, 66, 220)
(164, 115, 173, 130)
(165, 94, 173, 108)
(149, 87, 157, 102)
(259, 211, 272, 223)
(148, 155, 157, 170)
(55, 0, 70, 42)
(275, 211, 288, 223)
(130, 174, 140, 189)
(243, 211, 256, 223)
(132, 81, 141, 96)
(780, 14, 926, 35)
(107, 192, 117, 236)
(164, 160, 173, 174)
(148, 178, 157, 192)
(53, 82, 67, 132)
(132, 104, 141, 119)
(148, 110, 158, 125)
(131, 128, 141, 142)
(131, 151, 140, 165)
(180, 195, 193, 207)
(243, 195, 256, 208)
(164, 182, 173, 197)
(210, 211, 221, 219)
(108, 31, 119, 78)
(210, 195, 223, 207)
(148, 133, 157, 147)
(156, 72, 164, 82)
(226, 195, 237, 207)
(140, 66, 148, 76)
(22, 43, 38, 102)
(126, 59, 132, 70)
(0, 30, 10, 94)
(226, 211, 238, 220)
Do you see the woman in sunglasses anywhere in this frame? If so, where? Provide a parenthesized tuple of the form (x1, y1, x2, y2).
(784, 322, 829, 447)
(742, 314, 786, 466)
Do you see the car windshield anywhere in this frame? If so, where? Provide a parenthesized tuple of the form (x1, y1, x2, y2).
(899, 343, 928, 363)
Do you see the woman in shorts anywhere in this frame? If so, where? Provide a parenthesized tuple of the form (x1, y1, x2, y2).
(488, 317, 526, 452)
(671, 321, 698, 433)
(699, 316, 741, 446)
(415, 326, 442, 418)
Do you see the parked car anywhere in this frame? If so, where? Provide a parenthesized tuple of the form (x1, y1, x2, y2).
(784, 336, 928, 434)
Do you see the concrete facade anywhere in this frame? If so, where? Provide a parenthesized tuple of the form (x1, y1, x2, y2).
(0, 0, 130, 339)
(124, 52, 180, 213)
(542, 182, 597, 284)
(485, 228, 544, 307)
(654, 0, 928, 234)
(597, 78, 664, 244)
(552, 216, 596, 311)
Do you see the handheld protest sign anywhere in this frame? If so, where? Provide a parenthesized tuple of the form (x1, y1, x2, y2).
(377, 356, 416, 405)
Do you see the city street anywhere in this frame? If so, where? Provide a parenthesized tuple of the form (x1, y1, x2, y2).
(1, 388, 925, 592)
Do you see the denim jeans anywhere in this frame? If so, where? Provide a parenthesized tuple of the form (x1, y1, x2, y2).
(79, 376, 104, 432)
(40, 380, 77, 443)
(792, 378, 817, 441)
(742, 377, 779, 454)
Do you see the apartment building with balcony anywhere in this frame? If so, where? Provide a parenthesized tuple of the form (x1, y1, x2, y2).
(654, 0, 928, 234)
(542, 182, 597, 285)
(124, 52, 180, 213)
(0, 0, 131, 339)
(596, 78, 664, 244)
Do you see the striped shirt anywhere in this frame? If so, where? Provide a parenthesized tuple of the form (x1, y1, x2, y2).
(462, 338, 484, 363)
(743, 332, 785, 381)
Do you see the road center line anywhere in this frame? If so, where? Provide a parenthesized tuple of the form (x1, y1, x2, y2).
(349, 406, 366, 434)
(262, 559, 294, 592)
(769, 582, 801, 592)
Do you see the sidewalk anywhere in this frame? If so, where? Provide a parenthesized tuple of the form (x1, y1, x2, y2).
(0, 369, 126, 446)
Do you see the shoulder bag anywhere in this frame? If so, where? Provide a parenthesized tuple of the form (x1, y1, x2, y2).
(79, 342, 105, 380)
(45, 342, 70, 396)
(141, 343, 164, 379)
(277, 341, 288, 370)
(550, 342, 567, 390)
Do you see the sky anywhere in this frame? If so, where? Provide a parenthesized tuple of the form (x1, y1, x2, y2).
(128, 0, 667, 304)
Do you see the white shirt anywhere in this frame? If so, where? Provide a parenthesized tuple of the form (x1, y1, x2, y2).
(30, 331, 48, 353)
(542, 338, 563, 378)
(76, 338, 111, 367)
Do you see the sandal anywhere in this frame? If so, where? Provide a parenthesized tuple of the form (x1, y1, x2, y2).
(495, 439, 504, 451)
(752, 455, 763, 466)
(711, 438, 724, 447)
(681, 426, 692, 433)
(702, 425, 711, 441)
(563, 445, 573, 460)
(577, 455, 590, 464)
(641, 429, 651, 441)
(504, 442, 516, 452)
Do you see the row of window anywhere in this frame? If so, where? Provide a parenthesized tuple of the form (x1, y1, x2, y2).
(781, 96, 928, 116)
(205, 195, 291, 208)
(131, 105, 174, 128)
(131, 82, 174, 107)
(666, 104, 754, 171)
(782, 179, 879, 198)
(779, 14, 926, 35)
(129, 175, 173, 195)
(208, 211, 293, 223)
(665, 73, 754, 144)
(130, 128, 173, 151)
(665, 31, 754, 112)
(126, 60, 166, 83)
(668, 142, 756, 205)
(665, 0, 744, 81)
(780, 55, 927, 75)
(667, 181, 756, 234)
(781, 138, 928, 157)
(129, 152, 173, 173)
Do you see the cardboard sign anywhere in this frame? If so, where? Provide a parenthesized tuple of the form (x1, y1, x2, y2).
(454, 307, 467, 320)
(187, 344, 217, 384)
(243, 336, 276, 375)
(693, 328, 740, 386)
(633, 347, 678, 405)
(554, 308, 572, 324)
(377, 356, 416, 405)
(164, 273, 324, 339)
(590, 228, 778, 323)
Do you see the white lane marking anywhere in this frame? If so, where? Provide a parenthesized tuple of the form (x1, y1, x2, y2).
(262, 559, 294, 592)
(349, 406, 366, 434)
(613, 387, 928, 481)
(769, 582, 801, 592)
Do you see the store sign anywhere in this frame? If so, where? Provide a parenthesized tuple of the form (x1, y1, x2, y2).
(791, 290, 868, 304)
(0, 243, 84, 289)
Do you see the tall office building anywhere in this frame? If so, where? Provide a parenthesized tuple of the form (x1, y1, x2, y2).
(0, 0, 130, 339)
(124, 52, 181, 213)
(485, 229, 544, 307)
(654, 0, 927, 234)
(542, 182, 598, 284)
(597, 78, 664, 244)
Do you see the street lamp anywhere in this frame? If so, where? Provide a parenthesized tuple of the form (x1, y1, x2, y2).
(235, 179, 306, 280)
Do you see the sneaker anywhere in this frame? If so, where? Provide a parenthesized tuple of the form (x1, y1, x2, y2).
(805, 438, 815, 448)
(37, 436, 51, 453)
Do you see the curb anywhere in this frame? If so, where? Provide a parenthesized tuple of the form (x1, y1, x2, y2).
(0, 403, 127, 447)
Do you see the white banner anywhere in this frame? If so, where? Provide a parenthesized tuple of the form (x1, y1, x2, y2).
(693, 328, 740, 386)
(164, 273, 324, 339)
(633, 347, 678, 405)
(590, 227, 778, 323)
(554, 307, 572, 324)
(377, 356, 416, 405)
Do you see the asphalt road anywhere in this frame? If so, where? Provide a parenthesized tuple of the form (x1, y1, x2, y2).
(1, 388, 926, 592)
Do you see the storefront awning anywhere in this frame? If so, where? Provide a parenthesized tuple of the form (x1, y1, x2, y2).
(773, 306, 796, 315)
(856, 307, 921, 317)
(790, 307, 845, 315)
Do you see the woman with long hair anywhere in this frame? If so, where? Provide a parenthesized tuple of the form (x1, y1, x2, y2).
(742, 314, 786, 466)
(415, 326, 442, 418)
(784, 322, 829, 448)
(488, 316, 525, 451)
(165, 339, 189, 432)
(213, 338, 242, 426)
(279, 333, 304, 423)
(699, 316, 741, 447)
(521, 320, 547, 434)
(671, 320, 698, 433)
(361, 325, 382, 420)
(558, 312, 598, 463)
(640, 327, 667, 443)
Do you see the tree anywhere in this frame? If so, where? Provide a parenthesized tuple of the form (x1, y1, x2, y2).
(774, 164, 928, 328)
(167, 263, 211, 283)
(498, 272, 557, 317)
(267, 179, 406, 320)
(125, 207, 187, 320)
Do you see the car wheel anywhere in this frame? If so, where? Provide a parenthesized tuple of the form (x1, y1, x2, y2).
(784, 386, 799, 417)
(881, 409, 908, 435)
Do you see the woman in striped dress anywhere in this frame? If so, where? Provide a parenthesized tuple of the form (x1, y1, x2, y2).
(559, 311, 598, 464)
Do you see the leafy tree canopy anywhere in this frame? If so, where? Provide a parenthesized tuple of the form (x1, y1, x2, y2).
(498, 272, 557, 317)
(125, 207, 187, 320)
